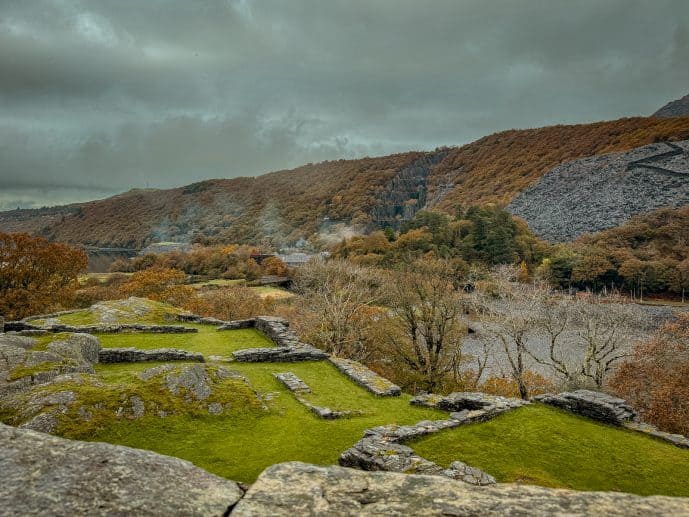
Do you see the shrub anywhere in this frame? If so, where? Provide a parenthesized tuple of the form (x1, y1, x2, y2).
(609, 313, 689, 436)
(0, 233, 87, 319)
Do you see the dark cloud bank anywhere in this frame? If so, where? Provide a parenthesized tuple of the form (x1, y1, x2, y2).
(1, 0, 688, 210)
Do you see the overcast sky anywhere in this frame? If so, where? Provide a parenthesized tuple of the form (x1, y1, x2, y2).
(1, 0, 688, 210)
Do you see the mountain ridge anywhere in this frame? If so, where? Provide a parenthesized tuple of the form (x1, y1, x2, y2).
(653, 92, 689, 118)
(3, 116, 689, 248)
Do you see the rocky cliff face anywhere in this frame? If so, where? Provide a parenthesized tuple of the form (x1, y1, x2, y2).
(508, 140, 689, 241)
(653, 93, 689, 118)
(368, 150, 449, 230)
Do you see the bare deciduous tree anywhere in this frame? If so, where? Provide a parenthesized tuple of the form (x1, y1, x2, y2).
(473, 266, 544, 399)
(383, 258, 467, 392)
(573, 295, 636, 388)
(293, 259, 381, 360)
(478, 270, 637, 393)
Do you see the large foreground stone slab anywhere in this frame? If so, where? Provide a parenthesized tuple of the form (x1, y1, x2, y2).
(0, 423, 242, 516)
(233, 462, 689, 516)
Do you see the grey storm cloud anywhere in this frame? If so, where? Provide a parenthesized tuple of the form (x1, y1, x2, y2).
(1, 0, 688, 209)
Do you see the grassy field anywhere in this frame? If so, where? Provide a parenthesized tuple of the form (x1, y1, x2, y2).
(91, 359, 443, 482)
(411, 404, 689, 497)
(97, 325, 274, 356)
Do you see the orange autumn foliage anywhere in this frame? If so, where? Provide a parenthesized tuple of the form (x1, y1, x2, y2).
(118, 267, 194, 306)
(0, 232, 88, 319)
(609, 313, 689, 436)
(5, 117, 689, 248)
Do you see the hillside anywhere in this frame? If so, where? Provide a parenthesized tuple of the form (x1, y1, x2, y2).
(2, 117, 689, 248)
(508, 140, 689, 241)
(653, 92, 689, 118)
(577, 204, 689, 263)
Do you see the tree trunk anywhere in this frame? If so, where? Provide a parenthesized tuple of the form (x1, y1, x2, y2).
(517, 378, 529, 400)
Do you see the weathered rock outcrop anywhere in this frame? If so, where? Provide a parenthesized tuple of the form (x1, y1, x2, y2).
(0, 334, 100, 397)
(1, 364, 261, 435)
(535, 390, 639, 426)
(0, 423, 243, 516)
(3, 425, 689, 515)
(368, 150, 449, 230)
(508, 140, 689, 241)
(328, 357, 401, 396)
(98, 347, 204, 363)
(233, 462, 689, 516)
(0, 334, 38, 350)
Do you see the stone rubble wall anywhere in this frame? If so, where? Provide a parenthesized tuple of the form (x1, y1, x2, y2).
(340, 392, 527, 485)
(176, 314, 234, 326)
(216, 319, 255, 330)
(623, 422, 689, 449)
(534, 390, 639, 426)
(273, 372, 360, 419)
(412, 391, 528, 414)
(233, 346, 327, 362)
(535, 389, 689, 449)
(273, 372, 311, 393)
(328, 357, 401, 397)
(226, 317, 328, 362)
(98, 347, 204, 364)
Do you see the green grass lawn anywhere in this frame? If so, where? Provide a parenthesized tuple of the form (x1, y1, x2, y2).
(411, 404, 689, 497)
(96, 325, 274, 356)
(49, 310, 101, 326)
(90, 360, 443, 482)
